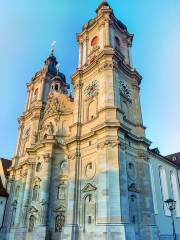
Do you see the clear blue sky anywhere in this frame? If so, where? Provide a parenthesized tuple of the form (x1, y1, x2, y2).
(0, 0, 179, 159)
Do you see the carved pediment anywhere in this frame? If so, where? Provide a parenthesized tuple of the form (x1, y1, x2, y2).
(54, 205, 66, 212)
(81, 183, 97, 193)
(29, 206, 38, 214)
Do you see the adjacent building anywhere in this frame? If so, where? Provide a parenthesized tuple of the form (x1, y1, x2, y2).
(0, 158, 11, 229)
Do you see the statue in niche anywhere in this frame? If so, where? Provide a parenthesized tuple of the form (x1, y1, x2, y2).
(55, 214, 65, 232)
(28, 215, 35, 232)
(45, 122, 54, 136)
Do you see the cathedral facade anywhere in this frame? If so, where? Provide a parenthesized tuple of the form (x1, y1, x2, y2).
(1, 1, 179, 240)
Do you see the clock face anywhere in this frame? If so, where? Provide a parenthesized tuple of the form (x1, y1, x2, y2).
(84, 80, 99, 98)
(120, 80, 131, 100)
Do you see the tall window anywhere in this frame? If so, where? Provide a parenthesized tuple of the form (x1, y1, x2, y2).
(149, 163, 158, 214)
(159, 166, 171, 216)
(32, 185, 39, 201)
(88, 101, 96, 120)
(171, 171, 180, 217)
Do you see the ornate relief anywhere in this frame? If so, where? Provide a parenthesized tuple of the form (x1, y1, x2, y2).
(55, 214, 65, 232)
(54, 205, 66, 212)
(99, 63, 113, 72)
(84, 80, 99, 98)
(29, 206, 38, 214)
(97, 140, 119, 149)
(44, 92, 73, 118)
(22, 125, 31, 140)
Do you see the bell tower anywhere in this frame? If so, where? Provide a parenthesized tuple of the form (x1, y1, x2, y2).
(66, 1, 159, 240)
(14, 45, 68, 159)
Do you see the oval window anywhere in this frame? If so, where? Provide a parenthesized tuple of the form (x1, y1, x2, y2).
(91, 36, 99, 47)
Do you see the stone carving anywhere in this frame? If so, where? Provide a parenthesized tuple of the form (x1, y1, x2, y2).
(120, 80, 131, 100)
(97, 140, 119, 149)
(128, 183, 140, 193)
(81, 183, 97, 193)
(22, 125, 31, 140)
(44, 92, 73, 118)
(55, 214, 65, 232)
(85, 162, 96, 179)
(29, 206, 38, 214)
(54, 205, 66, 212)
(45, 122, 54, 136)
(99, 63, 113, 72)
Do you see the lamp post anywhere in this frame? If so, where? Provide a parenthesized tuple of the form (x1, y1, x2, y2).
(165, 198, 176, 240)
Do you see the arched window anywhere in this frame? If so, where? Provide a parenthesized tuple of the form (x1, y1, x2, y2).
(83, 194, 96, 232)
(55, 214, 65, 232)
(171, 171, 180, 217)
(88, 101, 96, 120)
(55, 84, 59, 91)
(36, 162, 41, 172)
(91, 36, 99, 47)
(15, 186, 20, 198)
(115, 36, 120, 48)
(32, 185, 39, 201)
(28, 215, 35, 232)
(159, 166, 171, 216)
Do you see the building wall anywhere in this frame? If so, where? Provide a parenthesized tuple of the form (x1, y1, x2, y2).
(149, 154, 180, 239)
(0, 196, 6, 227)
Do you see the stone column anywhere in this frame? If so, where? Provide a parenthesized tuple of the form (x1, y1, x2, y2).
(21, 164, 33, 226)
(138, 152, 159, 239)
(40, 78, 45, 101)
(78, 41, 83, 68)
(85, 36, 89, 65)
(104, 18, 110, 47)
(25, 89, 30, 112)
(39, 154, 52, 226)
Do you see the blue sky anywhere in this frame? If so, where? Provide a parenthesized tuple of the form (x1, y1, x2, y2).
(0, 0, 180, 159)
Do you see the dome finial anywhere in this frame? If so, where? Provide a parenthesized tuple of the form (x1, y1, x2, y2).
(50, 41, 57, 55)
